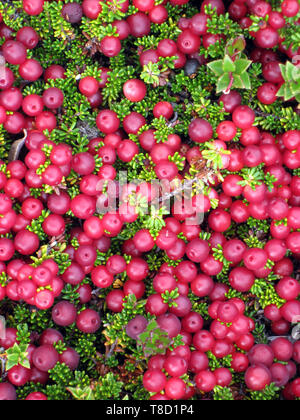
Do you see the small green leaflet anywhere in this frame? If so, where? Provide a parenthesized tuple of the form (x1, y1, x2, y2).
(6, 343, 30, 371)
(217, 73, 231, 93)
(67, 386, 95, 401)
(208, 54, 252, 93)
(223, 55, 236, 73)
(277, 62, 300, 103)
(207, 59, 224, 77)
(234, 58, 252, 75)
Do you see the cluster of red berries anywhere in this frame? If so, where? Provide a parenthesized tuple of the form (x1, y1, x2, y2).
(144, 338, 300, 400)
(0, 327, 80, 400)
(141, 296, 300, 399)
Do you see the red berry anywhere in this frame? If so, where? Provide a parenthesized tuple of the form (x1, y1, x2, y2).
(82, 0, 102, 19)
(143, 370, 167, 393)
(127, 13, 151, 38)
(245, 365, 272, 391)
(2, 40, 27, 65)
(189, 118, 213, 143)
(96, 110, 120, 134)
(123, 79, 147, 102)
(232, 105, 255, 129)
(100, 36, 122, 57)
(177, 29, 201, 54)
(133, 0, 155, 12)
(281, 0, 299, 17)
(23, 0, 44, 15)
(195, 370, 217, 393)
(76, 309, 101, 333)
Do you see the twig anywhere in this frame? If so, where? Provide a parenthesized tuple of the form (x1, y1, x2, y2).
(106, 339, 118, 360)
(291, 324, 300, 341)
(8, 129, 28, 162)
(77, 120, 99, 139)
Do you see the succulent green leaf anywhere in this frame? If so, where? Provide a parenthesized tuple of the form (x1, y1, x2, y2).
(276, 84, 285, 98)
(207, 59, 224, 76)
(286, 61, 296, 81)
(283, 84, 295, 101)
(293, 66, 300, 82)
(147, 321, 157, 331)
(216, 73, 231, 93)
(239, 72, 251, 89)
(277, 61, 300, 102)
(234, 58, 252, 75)
(67, 386, 95, 401)
(279, 63, 288, 81)
(6, 356, 19, 371)
(232, 75, 243, 89)
(291, 81, 300, 95)
(6, 343, 30, 371)
(231, 36, 246, 52)
(223, 55, 236, 73)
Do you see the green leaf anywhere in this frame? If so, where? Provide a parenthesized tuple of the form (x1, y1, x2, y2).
(276, 84, 285, 98)
(6, 356, 19, 371)
(295, 93, 300, 103)
(293, 66, 300, 82)
(231, 36, 246, 52)
(146, 342, 157, 349)
(280, 61, 300, 83)
(147, 321, 157, 331)
(277, 61, 300, 103)
(279, 63, 288, 81)
(234, 58, 252, 75)
(20, 358, 31, 369)
(286, 61, 296, 81)
(290, 81, 300, 95)
(141, 62, 160, 85)
(6, 342, 30, 371)
(18, 343, 29, 354)
(222, 55, 236, 73)
(207, 59, 224, 76)
(283, 83, 295, 101)
(239, 72, 251, 89)
(67, 386, 95, 401)
(233, 75, 243, 89)
(138, 332, 148, 342)
(216, 73, 231, 93)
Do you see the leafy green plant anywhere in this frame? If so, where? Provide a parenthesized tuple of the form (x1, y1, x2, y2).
(94, 373, 124, 400)
(279, 16, 300, 52)
(103, 295, 146, 351)
(68, 373, 124, 401)
(277, 61, 300, 103)
(207, 37, 252, 94)
(161, 288, 180, 308)
(67, 385, 95, 401)
(249, 383, 280, 401)
(237, 165, 277, 191)
(5, 343, 30, 371)
(202, 142, 231, 170)
(205, 5, 243, 38)
(26, 210, 51, 241)
(251, 279, 286, 309)
(207, 351, 233, 371)
(137, 320, 172, 357)
(214, 386, 234, 401)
